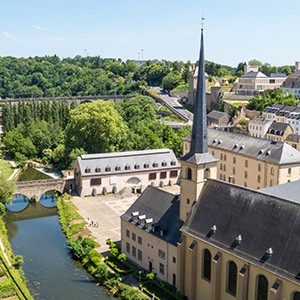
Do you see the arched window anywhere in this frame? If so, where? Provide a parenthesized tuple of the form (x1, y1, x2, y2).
(204, 168, 210, 179)
(85, 167, 91, 173)
(293, 291, 300, 300)
(270, 167, 274, 175)
(187, 168, 192, 180)
(202, 249, 211, 281)
(227, 261, 237, 296)
(256, 275, 268, 300)
(288, 167, 292, 175)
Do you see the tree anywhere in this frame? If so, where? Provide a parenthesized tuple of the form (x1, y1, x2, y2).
(162, 72, 182, 91)
(0, 175, 15, 204)
(248, 59, 262, 67)
(64, 101, 128, 154)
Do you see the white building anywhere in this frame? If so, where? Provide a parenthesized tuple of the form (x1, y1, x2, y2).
(248, 118, 273, 138)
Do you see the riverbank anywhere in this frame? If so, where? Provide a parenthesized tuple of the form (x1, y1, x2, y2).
(57, 194, 150, 299)
(0, 217, 33, 300)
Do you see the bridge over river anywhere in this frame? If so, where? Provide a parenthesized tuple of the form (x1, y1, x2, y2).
(15, 178, 67, 201)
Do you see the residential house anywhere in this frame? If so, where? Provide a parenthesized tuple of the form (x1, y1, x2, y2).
(266, 121, 293, 142)
(248, 118, 272, 138)
(281, 61, 300, 99)
(286, 133, 300, 150)
(207, 110, 229, 128)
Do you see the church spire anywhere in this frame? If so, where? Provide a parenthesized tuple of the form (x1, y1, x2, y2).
(190, 29, 208, 156)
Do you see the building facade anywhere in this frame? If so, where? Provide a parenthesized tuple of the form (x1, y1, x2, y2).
(248, 118, 273, 138)
(183, 129, 300, 189)
(281, 62, 300, 99)
(236, 65, 286, 96)
(74, 149, 180, 196)
(266, 121, 293, 142)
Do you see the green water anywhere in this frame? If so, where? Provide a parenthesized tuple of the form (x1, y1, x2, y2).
(17, 167, 52, 181)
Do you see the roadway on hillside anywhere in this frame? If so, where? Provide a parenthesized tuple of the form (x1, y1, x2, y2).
(151, 87, 194, 123)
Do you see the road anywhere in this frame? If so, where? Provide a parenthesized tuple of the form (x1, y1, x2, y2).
(151, 87, 194, 123)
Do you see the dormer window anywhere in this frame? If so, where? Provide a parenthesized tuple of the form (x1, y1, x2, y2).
(144, 163, 149, 168)
(105, 166, 111, 172)
(171, 160, 176, 166)
(115, 165, 121, 171)
(85, 167, 91, 173)
(125, 164, 131, 170)
(153, 162, 158, 167)
(134, 164, 140, 170)
(95, 166, 101, 173)
(162, 161, 167, 167)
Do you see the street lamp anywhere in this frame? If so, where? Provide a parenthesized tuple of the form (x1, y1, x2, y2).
(138, 270, 142, 287)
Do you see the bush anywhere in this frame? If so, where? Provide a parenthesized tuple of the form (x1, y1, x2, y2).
(146, 272, 155, 281)
(118, 283, 149, 300)
(110, 246, 119, 258)
(118, 253, 127, 263)
(69, 236, 97, 260)
(13, 255, 23, 269)
(0, 203, 6, 217)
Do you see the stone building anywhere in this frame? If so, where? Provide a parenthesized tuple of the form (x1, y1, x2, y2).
(74, 149, 180, 196)
(121, 29, 300, 299)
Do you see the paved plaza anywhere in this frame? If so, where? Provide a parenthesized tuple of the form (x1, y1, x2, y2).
(71, 185, 180, 253)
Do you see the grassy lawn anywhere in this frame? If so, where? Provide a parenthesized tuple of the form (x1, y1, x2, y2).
(0, 160, 14, 179)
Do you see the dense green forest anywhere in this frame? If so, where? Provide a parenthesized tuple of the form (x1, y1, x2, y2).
(0, 55, 294, 99)
(0, 55, 253, 98)
(2, 96, 192, 169)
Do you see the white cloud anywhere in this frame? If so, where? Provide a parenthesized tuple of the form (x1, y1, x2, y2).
(31, 25, 51, 32)
(2, 31, 17, 40)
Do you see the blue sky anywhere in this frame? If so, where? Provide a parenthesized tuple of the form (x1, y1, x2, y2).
(0, 0, 298, 67)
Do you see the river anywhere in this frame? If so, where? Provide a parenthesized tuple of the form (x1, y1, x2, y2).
(4, 193, 114, 300)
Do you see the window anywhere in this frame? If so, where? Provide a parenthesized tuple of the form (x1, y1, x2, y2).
(132, 232, 136, 241)
(126, 229, 130, 238)
(125, 164, 131, 170)
(223, 175, 226, 181)
(204, 168, 210, 179)
(233, 167, 235, 175)
(173, 273, 176, 286)
(244, 171, 248, 179)
(258, 175, 261, 183)
(258, 164, 261, 172)
(132, 246, 136, 257)
(270, 167, 274, 175)
(187, 168, 192, 180)
(233, 157, 236, 164)
(221, 153, 223, 160)
(153, 162, 158, 167)
(138, 249, 142, 261)
(170, 170, 178, 178)
(138, 236, 142, 245)
(159, 263, 165, 275)
(171, 160, 176, 166)
(115, 165, 121, 171)
(219, 174, 222, 180)
(224, 154, 227, 161)
(162, 160, 167, 167)
(144, 163, 149, 168)
(158, 249, 166, 260)
(220, 163, 223, 171)
(288, 167, 292, 175)
(105, 166, 111, 172)
(293, 292, 300, 300)
(227, 261, 237, 296)
(172, 257, 176, 263)
(134, 164, 140, 170)
(256, 275, 268, 300)
(187, 198, 190, 204)
(270, 179, 273, 186)
(85, 167, 91, 173)
(212, 151, 215, 156)
(202, 249, 211, 281)
(245, 160, 248, 167)
(126, 242, 130, 253)
(95, 166, 101, 173)
(160, 172, 167, 179)
(149, 173, 156, 180)
(224, 164, 226, 172)
(90, 178, 101, 186)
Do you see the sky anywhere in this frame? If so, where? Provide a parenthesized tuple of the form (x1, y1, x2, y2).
(0, 0, 299, 67)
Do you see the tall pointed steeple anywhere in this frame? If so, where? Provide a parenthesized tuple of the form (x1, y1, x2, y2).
(190, 28, 207, 155)
(179, 27, 218, 221)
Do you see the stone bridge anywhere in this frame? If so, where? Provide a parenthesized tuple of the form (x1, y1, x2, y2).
(15, 179, 67, 202)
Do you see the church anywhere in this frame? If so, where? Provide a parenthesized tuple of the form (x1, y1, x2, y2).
(121, 29, 300, 300)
